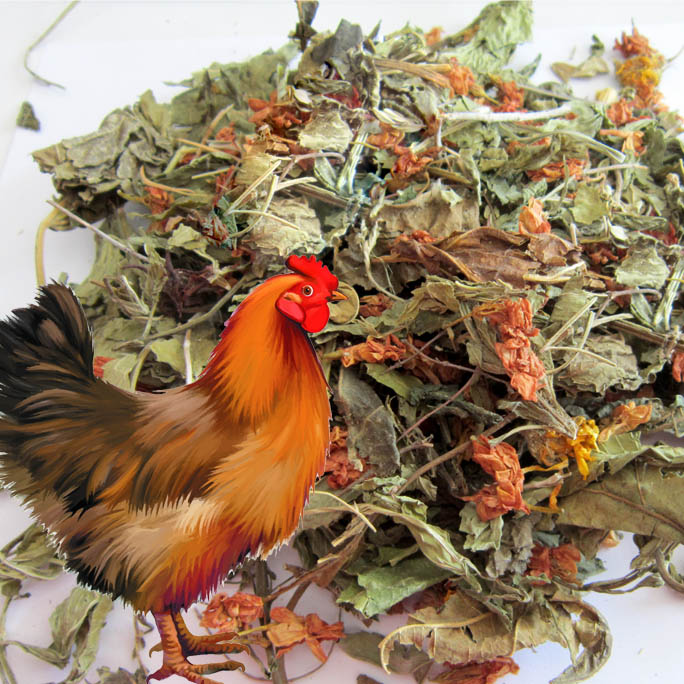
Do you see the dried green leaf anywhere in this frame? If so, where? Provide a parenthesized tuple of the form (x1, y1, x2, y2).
(460, 502, 503, 552)
(558, 462, 684, 543)
(615, 242, 670, 290)
(336, 367, 400, 475)
(341, 631, 431, 681)
(8, 587, 112, 681)
(243, 197, 326, 257)
(102, 353, 138, 390)
(329, 281, 360, 324)
(376, 183, 479, 239)
(569, 183, 609, 225)
(551, 55, 609, 83)
(338, 556, 452, 617)
(299, 109, 354, 152)
(382, 591, 610, 683)
(556, 334, 642, 394)
(363, 363, 423, 400)
(448, 1, 533, 74)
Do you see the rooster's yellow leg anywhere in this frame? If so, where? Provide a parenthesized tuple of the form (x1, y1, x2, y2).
(147, 611, 245, 684)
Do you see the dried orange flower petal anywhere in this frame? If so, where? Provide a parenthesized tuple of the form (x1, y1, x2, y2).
(518, 198, 551, 235)
(462, 436, 530, 521)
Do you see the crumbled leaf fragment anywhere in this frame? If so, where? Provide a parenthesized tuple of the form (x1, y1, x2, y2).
(16, 101, 40, 130)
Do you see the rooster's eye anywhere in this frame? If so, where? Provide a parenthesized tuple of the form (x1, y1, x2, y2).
(301, 285, 314, 297)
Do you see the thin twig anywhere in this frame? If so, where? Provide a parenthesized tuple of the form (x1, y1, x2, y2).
(139, 166, 197, 196)
(314, 491, 377, 533)
(398, 369, 480, 441)
(547, 345, 619, 367)
(386, 330, 445, 373)
(539, 297, 596, 353)
(200, 104, 234, 145)
(34, 206, 64, 285)
(143, 273, 252, 342)
(175, 137, 239, 161)
(285, 581, 311, 613)
(398, 441, 433, 454)
(132, 613, 150, 676)
(0, 594, 18, 684)
(655, 549, 684, 593)
(183, 330, 193, 384)
(396, 412, 515, 495)
(47, 200, 150, 263)
(442, 103, 572, 122)
(24, 1, 78, 88)
(191, 165, 234, 180)
(129, 345, 152, 391)
(489, 423, 549, 446)
(583, 162, 648, 176)
(547, 311, 595, 376)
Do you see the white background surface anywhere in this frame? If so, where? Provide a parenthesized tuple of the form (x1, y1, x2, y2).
(1, 1, 684, 683)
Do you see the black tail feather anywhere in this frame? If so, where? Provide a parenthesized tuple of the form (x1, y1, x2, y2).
(0, 284, 94, 421)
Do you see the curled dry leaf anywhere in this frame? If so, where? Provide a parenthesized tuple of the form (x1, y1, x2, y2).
(267, 606, 345, 663)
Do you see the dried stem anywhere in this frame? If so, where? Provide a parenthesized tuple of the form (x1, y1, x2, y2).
(175, 137, 239, 161)
(285, 581, 311, 613)
(314, 491, 377, 534)
(47, 200, 150, 264)
(443, 103, 572, 123)
(0, 594, 17, 684)
(132, 613, 150, 676)
(34, 206, 64, 286)
(183, 330, 193, 384)
(609, 319, 684, 355)
(396, 412, 515, 495)
(655, 548, 684, 593)
(254, 561, 289, 684)
(200, 104, 234, 145)
(583, 162, 648, 175)
(398, 368, 480, 441)
(143, 273, 252, 342)
(139, 166, 197, 196)
(24, 1, 78, 88)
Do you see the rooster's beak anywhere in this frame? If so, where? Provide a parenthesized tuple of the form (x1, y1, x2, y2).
(330, 290, 347, 302)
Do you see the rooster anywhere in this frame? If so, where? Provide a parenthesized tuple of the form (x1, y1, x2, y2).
(0, 254, 344, 684)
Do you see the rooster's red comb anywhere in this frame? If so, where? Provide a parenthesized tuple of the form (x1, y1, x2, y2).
(286, 254, 338, 290)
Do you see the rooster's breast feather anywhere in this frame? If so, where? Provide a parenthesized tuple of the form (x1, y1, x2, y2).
(0, 281, 330, 611)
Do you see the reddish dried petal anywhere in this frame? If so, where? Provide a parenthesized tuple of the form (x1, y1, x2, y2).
(93, 356, 114, 379)
(518, 198, 551, 235)
(463, 437, 529, 520)
(432, 656, 519, 684)
(526, 159, 586, 183)
(200, 592, 264, 631)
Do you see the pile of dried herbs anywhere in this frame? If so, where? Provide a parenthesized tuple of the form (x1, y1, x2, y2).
(8, 1, 684, 682)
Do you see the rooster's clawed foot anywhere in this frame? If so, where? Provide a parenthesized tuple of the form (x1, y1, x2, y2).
(148, 610, 247, 684)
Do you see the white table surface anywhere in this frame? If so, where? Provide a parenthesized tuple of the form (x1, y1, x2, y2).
(1, 2, 684, 683)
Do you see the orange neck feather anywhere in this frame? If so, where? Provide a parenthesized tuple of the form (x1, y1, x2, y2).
(194, 274, 326, 425)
